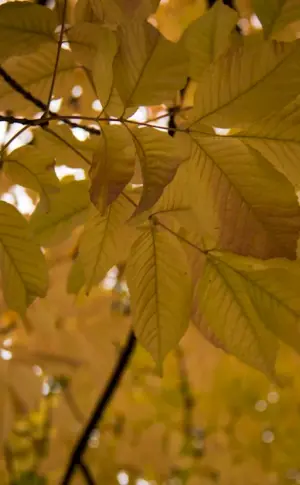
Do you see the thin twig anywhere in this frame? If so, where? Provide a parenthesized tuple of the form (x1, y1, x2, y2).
(79, 461, 96, 485)
(156, 219, 209, 254)
(0, 125, 29, 160)
(45, 0, 68, 116)
(60, 330, 136, 485)
(0, 67, 100, 135)
(44, 126, 92, 166)
(0, 115, 48, 126)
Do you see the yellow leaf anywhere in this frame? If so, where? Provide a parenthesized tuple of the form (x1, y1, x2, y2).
(232, 99, 300, 189)
(34, 124, 97, 170)
(126, 224, 192, 368)
(150, 0, 207, 42)
(67, 259, 85, 295)
(92, 30, 118, 113)
(131, 128, 191, 216)
(0, 44, 76, 115)
(189, 39, 300, 129)
(194, 250, 279, 376)
(30, 181, 90, 247)
(188, 130, 300, 258)
(210, 250, 300, 354)
(0, 2, 57, 64)
(89, 125, 136, 214)
(78, 193, 136, 293)
(68, 22, 115, 70)
(183, 0, 238, 80)
(252, 0, 300, 39)
(0, 202, 48, 316)
(3, 146, 60, 212)
(113, 21, 187, 108)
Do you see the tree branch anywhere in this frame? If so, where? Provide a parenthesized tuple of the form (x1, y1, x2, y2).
(79, 461, 96, 485)
(0, 67, 100, 135)
(45, 0, 67, 116)
(60, 330, 136, 485)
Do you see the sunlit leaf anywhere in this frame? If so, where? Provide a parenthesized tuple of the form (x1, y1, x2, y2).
(79, 193, 136, 293)
(189, 38, 300, 128)
(196, 250, 300, 374)
(253, 0, 300, 39)
(0, 2, 57, 64)
(132, 128, 191, 216)
(127, 224, 192, 368)
(68, 22, 116, 70)
(114, 21, 187, 108)
(232, 99, 300, 189)
(67, 259, 85, 295)
(34, 125, 96, 169)
(183, 0, 238, 80)
(3, 146, 60, 211)
(0, 45, 76, 115)
(188, 129, 300, 258)
(0, 202, 48, 316)
(90, 125, 136, 214)
(30, 181, 90, 246)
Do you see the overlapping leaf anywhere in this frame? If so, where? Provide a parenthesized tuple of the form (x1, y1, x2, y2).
(78, 193, 136, 293)
(30, 181, 90, 246)
(0, 45, 76, 114)
(188, 129, 300, 258)
(183, 0, 238, 80)
(34, 125, 97, 169)
(0, 2, 57, 64)
(253, 0, 300, 39)
(131, 128, 191, 216)
(68, 22, 116, 70)
(0, 202, 48, 316)
(89, 125, 136, 214)
(195, 250, 300, 374)
(189, 38, 300, 128)
(231, 99, 300, 189)
(113, 21, 187, 108)
(127, 224, 192, 368)
(3, 146, 60, 211)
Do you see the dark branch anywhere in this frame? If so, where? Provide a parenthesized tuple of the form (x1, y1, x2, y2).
(0, 67, 100, 135)
(60, 330, 137, 485)
(79, 461, 96, 485)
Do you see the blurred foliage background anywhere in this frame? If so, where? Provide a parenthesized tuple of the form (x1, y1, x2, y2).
(1, 0, 300, 484)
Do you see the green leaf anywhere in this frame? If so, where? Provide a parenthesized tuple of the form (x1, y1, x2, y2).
(127, 224, 191, 368)
(0, 202, 48, 316)
(132, 128, 191, 216)
(189, 39, 300, 128)
(67, 259, 85, 295)
(253, 0, 300, 39)
(34, 124, 96, 169)
(3, 146, 60, 211)
(78, 193, 136, 293)
(188, 129, 300, 258)
(113, 21, 187, 108)
(183, 0, 238, 80)
(89, 125, 136, 214)
(30, 181, 90, 247)
(0, 2, 57, 64)
(0, 44, 76, 115)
